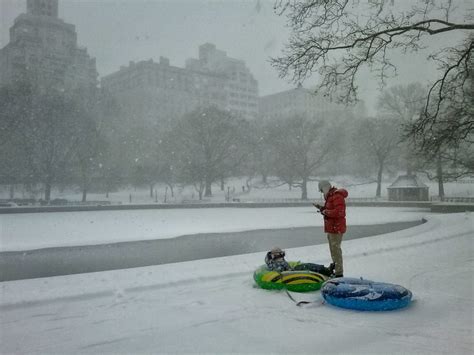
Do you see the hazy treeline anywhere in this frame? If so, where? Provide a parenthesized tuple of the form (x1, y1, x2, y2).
(0, 79, 471, 202)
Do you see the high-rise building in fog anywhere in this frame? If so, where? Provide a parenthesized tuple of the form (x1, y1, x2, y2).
(101, 43, 259, 128)
(259, 84, 366, 121)
(0, 0, 97, 94)
(101, 56, 227, 129)
(186, 43, 259, 119)
(26, 0, 59, 17)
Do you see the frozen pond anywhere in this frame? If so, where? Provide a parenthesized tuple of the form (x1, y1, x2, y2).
(0, 220, 422, 281)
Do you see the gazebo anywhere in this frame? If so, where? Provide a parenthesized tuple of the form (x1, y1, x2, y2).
(387, 175, 429, 201)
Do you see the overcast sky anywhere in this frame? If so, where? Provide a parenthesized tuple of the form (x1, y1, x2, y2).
(1, 0, 471, 114)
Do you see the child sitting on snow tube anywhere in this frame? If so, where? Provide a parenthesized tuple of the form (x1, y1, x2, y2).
(254, 247, 332, 292)
(265, 247, 332, 276)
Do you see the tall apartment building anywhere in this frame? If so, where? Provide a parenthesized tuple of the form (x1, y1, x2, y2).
(259, 84, 363, 121)
(259, 84, 366, 124)
(101, 43, 259, 129)
(186, 43, 259, 119)
(101, 56, 228, 129)
(0, 0, 97, 95)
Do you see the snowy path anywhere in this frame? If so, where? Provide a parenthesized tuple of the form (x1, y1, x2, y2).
(1, 213, 472, 354)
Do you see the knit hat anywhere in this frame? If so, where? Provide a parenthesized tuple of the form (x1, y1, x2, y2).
(318, 180, 331, 192)
(269, 247, 285, 258)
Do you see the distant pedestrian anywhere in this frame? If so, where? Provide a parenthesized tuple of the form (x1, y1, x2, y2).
(313, 180, 348, 278)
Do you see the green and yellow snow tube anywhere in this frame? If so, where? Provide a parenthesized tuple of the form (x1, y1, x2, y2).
(253, 262, 328, 293)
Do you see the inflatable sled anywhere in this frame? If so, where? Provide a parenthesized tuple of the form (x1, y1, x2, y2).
(321, 277, 412, 311)
(254, 262, 329, 293)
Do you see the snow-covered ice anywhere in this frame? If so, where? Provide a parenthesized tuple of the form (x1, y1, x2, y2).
(0, 206, 430, 251)
(0, 210, 472, 354)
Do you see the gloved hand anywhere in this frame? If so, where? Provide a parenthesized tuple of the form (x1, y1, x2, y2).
(313, 203, 323, 210)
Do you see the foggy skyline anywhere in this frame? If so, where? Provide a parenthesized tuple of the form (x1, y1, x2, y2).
(1, 0, 470, 114)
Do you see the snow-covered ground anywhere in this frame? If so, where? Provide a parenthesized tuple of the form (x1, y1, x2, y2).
(0, 207, 430, 251)
(1, 210, 473, 354)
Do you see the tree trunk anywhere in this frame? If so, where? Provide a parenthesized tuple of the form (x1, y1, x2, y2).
(150, 183, 154, 198)
(81, 168, 88, 202)
(246, 178, 252, 192)
(44, 180, 52, 203)
(376, 162, 384, 198)
(406, 143, 413, 176)
(205, 179, 212, 197)
(167, 184, 174, 197)
(436, 155, 445, 201)
(262, 174, 267, 184)
(82, 187, 87, 202)
(195, 182, 205, 200)
(9, 184, 15, 199)
(301, 178, 308, 200)
(220, 177, 225, 191)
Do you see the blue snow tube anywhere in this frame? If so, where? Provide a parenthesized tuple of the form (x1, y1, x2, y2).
(321, 277, 412, 311)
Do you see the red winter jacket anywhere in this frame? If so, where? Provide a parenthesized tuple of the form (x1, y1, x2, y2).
(321, 187, 348, 234)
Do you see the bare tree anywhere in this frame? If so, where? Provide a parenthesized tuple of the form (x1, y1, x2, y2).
(31, 92, 99, 202)
(0, 81, 100, 202)
(171, 106, 247, 199)
(0, 82, 35, 195)
(353, 117, 400, 197)
(414, 112, 473, 199)
(242, 119, 276, 185)
(409, 39, 473, 164)
(377, 83, 426, 174)
(378, 83, 426, 121)
(412, 52, 472, 194)
(74, 112, 102, 202)
(124, 124, 162, 198)
(155, 134, 178, 199)
(272, 0, 473, 149)
(268, 114, 335, 200)
(92, 91, 125, 197)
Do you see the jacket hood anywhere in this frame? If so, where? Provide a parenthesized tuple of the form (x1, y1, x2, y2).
(330, 187, 348, 198)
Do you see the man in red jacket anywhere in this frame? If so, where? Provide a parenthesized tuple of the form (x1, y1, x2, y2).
(314, 180, 348, 278)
